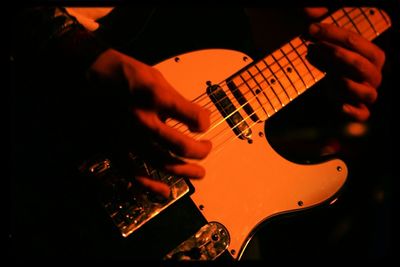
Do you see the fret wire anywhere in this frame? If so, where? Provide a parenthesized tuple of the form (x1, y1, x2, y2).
(210, 7, 387, 124)
(253, 64, 282, 110)
(239, 73, 269, 116)
(222, 8, 385, 112)
(377, 8, 390, 26)
(329, 14, 340, 26)
(172, 7, 391, 142)
(270, 53, 297, 100)
(342, 8, 362, 35)
(262, 58, 291, 104)
(352, 9, 377, 41)
(245, 70, 272, 117)
(359, 7, 378, 35)
(279, 48, 305, 93)
(331, 8, 344, 26)
(350, 8, 377, 40)
(219, 7, 387, 111)
(290, 39, 316, 82)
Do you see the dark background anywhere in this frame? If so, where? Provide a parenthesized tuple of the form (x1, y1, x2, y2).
(239, 5, 400, 262)
(9, 5, 397, 261)
(240, 7, 397, 261)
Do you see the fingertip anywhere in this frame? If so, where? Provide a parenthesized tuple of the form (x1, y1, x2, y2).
(342, 103, 370, 122)
(164, 163, 206, 179)
(135, 176, 171, 199)
(200, 139, 213, 156)
(190, 106, 211, 133)
(342, 103, 353, 114)
(192, 166, 206, 179)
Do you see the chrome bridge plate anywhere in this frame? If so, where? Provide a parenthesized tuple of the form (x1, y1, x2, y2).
(164, 222, 230, 260)
(81, 152, 190, 238)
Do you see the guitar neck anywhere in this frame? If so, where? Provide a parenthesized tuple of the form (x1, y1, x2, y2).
(225, 7, 392, 122)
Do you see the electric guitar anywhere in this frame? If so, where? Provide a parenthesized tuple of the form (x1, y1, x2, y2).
(80, 7, 392, 260)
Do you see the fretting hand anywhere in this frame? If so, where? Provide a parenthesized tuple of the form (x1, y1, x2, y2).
(88, 49, 212, 197)
(304, 7, 385, 121)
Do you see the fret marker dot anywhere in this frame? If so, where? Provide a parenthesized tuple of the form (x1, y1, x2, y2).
(255, 89, 261, 94)
(286, 67, 292, 73)
(270, 78, 276, 84)
(369, 9, 375, 15)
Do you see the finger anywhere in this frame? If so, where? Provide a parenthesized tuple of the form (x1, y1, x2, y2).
(342, 103, 370, 122)
(309, 23, 386, 70)
(135, 176, 171, 199)
(307, 42, 382, 88)
(303, 7, 329, 20)
(164, 162, 206, 179)
(342, 78, 378, 105)
(132, 141, 207, 179)
(134, 110, 212, 159)
(160, 89, 211, 133)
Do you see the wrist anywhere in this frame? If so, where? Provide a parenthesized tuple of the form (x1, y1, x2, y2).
(87, 48, 126, 86)
(53, 25, 110, 75)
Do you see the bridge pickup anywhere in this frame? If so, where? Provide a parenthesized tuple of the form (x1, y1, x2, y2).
(227, 80, 259, 122)
(80, 153, 190, 238)
(207, 84, 252, 140)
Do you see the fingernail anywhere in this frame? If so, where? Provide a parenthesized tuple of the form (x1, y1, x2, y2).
(309, 23, 321, 36)
(342, 104, 352, 113)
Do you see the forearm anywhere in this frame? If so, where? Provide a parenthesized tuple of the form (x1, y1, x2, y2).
(12, 7, 109, 75)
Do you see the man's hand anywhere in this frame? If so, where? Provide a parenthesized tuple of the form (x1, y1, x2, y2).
(304, 8, 385, 121)
(88, 49, 212, 197)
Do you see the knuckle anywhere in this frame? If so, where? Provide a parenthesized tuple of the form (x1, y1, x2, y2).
(346, 33, 359, 48)
(353, 58, 364, 72)
(317, 23, 327, 36)
(373, 72, 382, 88)
(376, 48, 386, 69)
(166, 164, 179, 174)
(359, 109, 370, 122)
(137, 112, 160, 132)
(343, 78, 353, 89)
(332, 46, 345, 60)
(175, 139, 191, 157)
(369, 89, 378, 103)
(150, 68, 166, 85)
(194, 166, 205, 178)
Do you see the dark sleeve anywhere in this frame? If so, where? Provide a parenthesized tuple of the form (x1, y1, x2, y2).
(12, 7, 110, 75)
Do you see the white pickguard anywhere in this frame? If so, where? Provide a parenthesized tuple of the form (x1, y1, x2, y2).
(154, 49, 347, 260)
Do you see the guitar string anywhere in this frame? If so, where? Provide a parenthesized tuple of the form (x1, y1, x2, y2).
(204, 63, 322, 149)
(206, 12, 387, 153)
(146, 7, 386, 176)
(171, 7, 380, 140)
(197, 8, 386, 153)
(192, 9, 385, 148)
(165, 38, 310, 129)
(169, 7, 371, 121)
(158, 7, 386, 153)
(207, 7, 389, 143)
(198, 52, 320, 139)
(194, 7, 381, 121)
(167, 7, 377, 135)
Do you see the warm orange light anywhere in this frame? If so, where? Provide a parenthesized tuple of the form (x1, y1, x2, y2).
(65, 7, 114, 31)
(329, 197, 338, 205)
(344, 122, 368, 137)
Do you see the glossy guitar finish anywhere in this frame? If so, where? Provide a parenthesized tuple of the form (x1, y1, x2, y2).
(153, 7, 391, 259)
(155, 48, 347, 259)
(82, 7, 391, 260)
